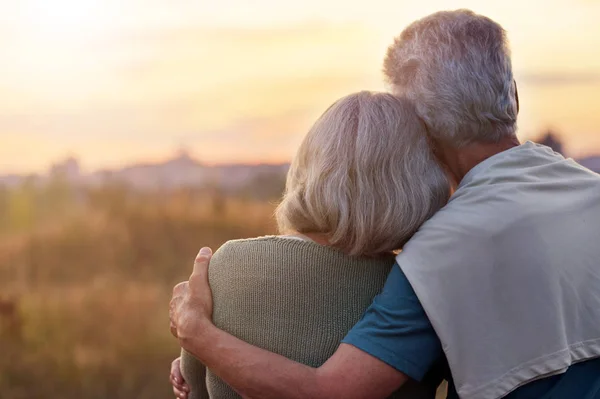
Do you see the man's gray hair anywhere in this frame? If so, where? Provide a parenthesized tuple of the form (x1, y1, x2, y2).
(384, 9, 518, 147)
(276, 91, 450, 256)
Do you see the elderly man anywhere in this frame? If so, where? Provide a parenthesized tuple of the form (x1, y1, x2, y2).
(169, 9, 600, 399)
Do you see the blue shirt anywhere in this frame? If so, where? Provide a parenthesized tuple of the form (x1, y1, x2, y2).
(342, 264, 600, 399)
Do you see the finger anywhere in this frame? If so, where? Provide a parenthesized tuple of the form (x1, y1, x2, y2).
(170, 375, 189, 392)
(170, 373, 185, 388)
(171, 358, 183, 383)
(169, 308, 178, 337)
(170, 318, 179, 338)
(173, 386, 188, 398)
(173, 384, 188, 394)
(174, 382, 190, 393)
(189, 248, 212, 293)
(191, 247, 212, 277)
(173, 281, 189, 296)
(170, 380, 186, 394)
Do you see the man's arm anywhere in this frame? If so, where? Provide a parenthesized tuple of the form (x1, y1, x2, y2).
(183, 324, 407, 399)
(170, 248, 441, 399)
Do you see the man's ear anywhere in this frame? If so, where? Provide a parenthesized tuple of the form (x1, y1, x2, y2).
(514, 79, 519, 114)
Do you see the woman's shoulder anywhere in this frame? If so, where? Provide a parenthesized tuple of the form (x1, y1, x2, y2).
(218, 235, 311, 248)
(209, 236, 322, 281)
(216, 235, 344, 257)
(213, 235, 395, 269)
(214, 235, 319, 259)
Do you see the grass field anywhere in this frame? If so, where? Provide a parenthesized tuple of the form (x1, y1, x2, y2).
(0, 182, 447, 398)
(0, 183, 278, 399)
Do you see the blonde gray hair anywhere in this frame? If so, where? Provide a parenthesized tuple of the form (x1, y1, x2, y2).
(384, 9, 518, 147)
(276, 91, 450, 257)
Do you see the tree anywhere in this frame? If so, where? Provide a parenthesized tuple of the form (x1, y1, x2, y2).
(537, 130, 564, 155)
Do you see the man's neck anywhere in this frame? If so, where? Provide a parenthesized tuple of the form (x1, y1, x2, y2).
(437, 136, 521, 184)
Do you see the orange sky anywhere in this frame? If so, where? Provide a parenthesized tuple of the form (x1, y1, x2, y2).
(1, 0, 600, 173)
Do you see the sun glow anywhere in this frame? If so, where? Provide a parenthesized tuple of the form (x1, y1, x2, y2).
(19, 0, 120, 42)
(1, 0, 600, 173)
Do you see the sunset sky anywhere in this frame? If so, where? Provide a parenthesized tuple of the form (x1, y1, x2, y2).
(1, 0, 600, 173)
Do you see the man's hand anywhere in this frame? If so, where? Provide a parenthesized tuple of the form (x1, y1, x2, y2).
(170, 247, 214, 345)
(170, 357, 190, 399)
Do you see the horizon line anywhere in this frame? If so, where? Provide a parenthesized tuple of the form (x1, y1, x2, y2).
(0, 152, 292, 177)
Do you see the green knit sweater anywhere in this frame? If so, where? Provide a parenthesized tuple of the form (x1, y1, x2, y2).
(180, 236, 439, 399)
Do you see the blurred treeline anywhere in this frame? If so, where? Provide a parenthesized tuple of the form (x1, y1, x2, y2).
(0, 176, 280, 399)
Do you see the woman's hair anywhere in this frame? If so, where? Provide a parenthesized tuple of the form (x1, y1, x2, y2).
(276, 91, 450, 256)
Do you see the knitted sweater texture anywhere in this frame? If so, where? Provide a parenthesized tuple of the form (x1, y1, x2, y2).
(180, 236, 438, 399)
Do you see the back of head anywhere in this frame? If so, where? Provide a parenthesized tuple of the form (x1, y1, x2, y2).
(384, 9, 518, 147)
(276, 91, 450, 257)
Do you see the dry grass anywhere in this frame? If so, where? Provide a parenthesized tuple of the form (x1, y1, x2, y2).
(0, 191, 278, 399)
(0, 187, 450, 398)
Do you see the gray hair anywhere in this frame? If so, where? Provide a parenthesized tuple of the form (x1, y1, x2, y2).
(384, 9, 518, 147)
(276, 91, 450, 257)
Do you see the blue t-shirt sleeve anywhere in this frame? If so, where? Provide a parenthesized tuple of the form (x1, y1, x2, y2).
(341, 263, 443, 382)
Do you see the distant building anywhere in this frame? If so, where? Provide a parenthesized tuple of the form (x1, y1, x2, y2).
(49, 157, 81, 182)
(536, 131, 564, 155)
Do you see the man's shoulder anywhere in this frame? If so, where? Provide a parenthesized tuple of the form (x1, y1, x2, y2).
(406, 197, 492, 241)
(398, 152, 600, 267)
(397, 194, 500, 268)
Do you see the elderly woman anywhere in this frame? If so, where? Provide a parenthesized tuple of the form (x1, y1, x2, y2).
(172, 91, 450, 399)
